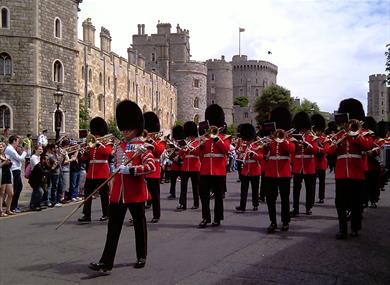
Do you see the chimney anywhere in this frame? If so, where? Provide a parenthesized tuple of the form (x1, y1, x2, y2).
(100, 27, 112, 53)
(82, 18, 95, 46)
(137, 24, 141, 35)
(141, 24, 145, 35)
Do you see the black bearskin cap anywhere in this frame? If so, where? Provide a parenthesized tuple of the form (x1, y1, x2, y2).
(205, 104, 225, 128)
(338, 98, 365, 121)
(269, 107, 292, 131)
(116, 100, 144, 135)
(240, 123, 256, 141)
(377, 121, 389, 138)
(184, 121, 198, 137)
(172, 125, 185, 140)
(293, 111, 311, 131)
(311, 113, 326, 132)
(362, 116, 377, 133)
(143, 112, 160, 133)
(90, 117, 108, 137)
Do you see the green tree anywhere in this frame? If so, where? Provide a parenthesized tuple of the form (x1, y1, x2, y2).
(294, 98, 320, 115)
(107, 118, 122, 139)
(79, 98, 90, 130)
(385, 43, 390, 84)
(254, 84, 293, 123)
(174, 120, 184, 127)
(226, 124, 236, 136)
(234, 96, 249, 107)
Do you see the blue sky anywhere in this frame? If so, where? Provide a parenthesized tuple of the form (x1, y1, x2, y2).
(78, 0, 390, 113)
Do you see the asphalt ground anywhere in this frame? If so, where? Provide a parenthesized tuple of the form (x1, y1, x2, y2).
(0, 171, 389, 285)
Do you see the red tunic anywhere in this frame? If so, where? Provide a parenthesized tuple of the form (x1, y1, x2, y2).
(292, 133, 318, 175)
(110, 139, 156, 203)
(238, 142, 263, 176)
(264, 139, 295, 178)
(315, 135, 330, 170)
(146, 138, 166, 179)
(82, 143, 113, 179)
(179, 138, 201, 172)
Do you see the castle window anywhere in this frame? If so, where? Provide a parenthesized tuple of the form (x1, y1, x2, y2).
(211, 74, 215, 81)
(81, 66, 84, 79)
(54, 17, 62, 39)
(0, 52, 12, 76)
(99, 72, 102, 86)
(151, 53, 155, 61)
(53, 60, 63, 83)
(210, 87, 216, 94)
(263, 79, 268, 87)
(1, 7, 9, 29)
(193, 79, 200, 88)
(166, 112, 169, 124)
(194, 114, 200, 124)
(170, 98, 173, 113)
(211, 100, 215, 104)
(255, 89, 259, 96)
(0, 104, 11, 129)
(239, 88, 243, 96)
(244, 112, 249, 118)
(98, 94, 104, 111)
(88, 69, 92, 83)
(87, 91, 93, 109)
(194, 97, 199, 108)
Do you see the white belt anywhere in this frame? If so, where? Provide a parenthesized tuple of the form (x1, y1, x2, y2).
(295, 155, 314, 159)
(337, 154, 362, 159)
(244, 160, 257, 163)
(268, 156, 290, 160)
(185, 155, 198, 159)
(154, 159, 160, 162)
(90, 160, 108, 163)
(204, 153, 224, 158)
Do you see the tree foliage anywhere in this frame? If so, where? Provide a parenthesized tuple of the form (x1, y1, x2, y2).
(294, 98, 320, 115)
(226, 124, 236, 136)
(234, 96, 249, 107)
(254, 84, 293, 123)
(107, 118, 122, 139)
(385, 43, 390, 84)
(79, 98, 90, 130)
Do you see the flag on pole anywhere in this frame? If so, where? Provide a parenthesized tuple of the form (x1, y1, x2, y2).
(268, 51, 272, 55)
(239, 27, 245, 32)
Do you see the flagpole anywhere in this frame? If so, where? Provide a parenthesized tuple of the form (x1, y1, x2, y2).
(239, 29, 241, 56)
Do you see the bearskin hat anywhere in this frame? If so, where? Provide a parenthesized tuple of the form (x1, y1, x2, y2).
(269, 107, 292, 131)
(338, 98, 365, 121)
(116, 100, 144, 135)
(143, 112, 160, 133)
(172, 125, 185, 140)
(311, 113, 326, 132)
(240, 123, 256, 141)
(90, 117, 108, 137)
(325, 121, 338, 135)
(362, 116, 377, 133)
(183, 121, 198, 137)
(293, 111, 311, 131)
(205, 104, 225, 128)
(377, 121, 389, 138)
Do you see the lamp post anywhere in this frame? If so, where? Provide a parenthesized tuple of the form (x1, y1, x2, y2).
(53, 85, 64, 142)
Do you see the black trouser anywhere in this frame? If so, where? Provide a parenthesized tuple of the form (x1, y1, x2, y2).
(11, 170, 22, 211)
(292, 173, 316, 212)
(169, 170, 181, 197)
(266, 177, 291, 225)
(315, 169, 326, 201)
(199, 175, 225, 222)
(82, 178, 109, 218)
(365, 170, 380, 204)
(240, 175, 260, 209)
(179, 171, 200, 208)
(259, 172, 267, 200)
(100, 202, 147, 267)
(236, 161, 243, 181)
(335, 179, 363, 234)
(146, 178, 160, 219)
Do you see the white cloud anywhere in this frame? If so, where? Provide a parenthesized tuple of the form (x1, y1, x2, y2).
(78, 0, 389, 113)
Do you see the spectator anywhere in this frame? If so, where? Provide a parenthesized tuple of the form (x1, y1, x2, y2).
(69, 150, 82, 201)
(29, 153, 50, 211)
(5, 135, 27, 213)
(0, 127, 10, 143)
(30, 145, 44, 170)
(0, 142, 13, 216)
(37, 129, 48, 147)
(46, 144, 61, 207)
(58, 141, 71, 202)
(22, 134, 33, 164)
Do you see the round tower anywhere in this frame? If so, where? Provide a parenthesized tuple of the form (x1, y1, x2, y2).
(170, 61, 207, 124)
(206, 56, 233, 125)
(368, 74, 388, 122)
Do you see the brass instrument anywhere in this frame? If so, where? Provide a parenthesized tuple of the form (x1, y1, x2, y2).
(347, 119, 361, 137)
(274, 129, 286, 143)
(141, 130, 164, 144)
(250, 136, 272, 148)
(63, 133, 115, 154)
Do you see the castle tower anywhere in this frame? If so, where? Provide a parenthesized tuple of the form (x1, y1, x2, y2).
(367, 74, 390, 121)
(82, 18, 95, 46)
(206, 55, 233, 125)
(0, 0, 81, 137)
(231, 55, 278, 125)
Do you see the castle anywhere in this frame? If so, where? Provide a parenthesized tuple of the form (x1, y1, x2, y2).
(367, 74, 390, 122)
(0, 0, 278, 138)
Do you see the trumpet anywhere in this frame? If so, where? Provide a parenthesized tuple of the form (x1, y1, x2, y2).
(347, 119, 362, 137)
(208, 126, 224, 139)
(141, 130, 164, 144)
(63, 133, 115, 154)
(250, 136, 272, 148)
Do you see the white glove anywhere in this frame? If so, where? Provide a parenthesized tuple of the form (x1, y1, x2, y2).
(119, 165, 130, 174)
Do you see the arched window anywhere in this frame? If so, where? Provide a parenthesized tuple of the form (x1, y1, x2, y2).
(194, 97, 199, 108)
(98, 94, 104, 112)
(99, 72, 102, 86)
(88, 69, 92, 83)
(1, 7, 9, 29)
(244, 112, 249, 118)
(53, 60, 63, 83)
(54, 17, 62, 38)
(166, 112, 169, 124)
(81, 66, 84, 79)
(87, 91, 93, 109)
(255, 89, 259, 96)
(0, 52, 12, 76)
(0, 104, 12, 129)
(170, 98, 173, 112)
(193, 114, 200, 124)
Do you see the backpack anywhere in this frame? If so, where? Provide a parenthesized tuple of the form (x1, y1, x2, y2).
(24, 163, 32, 179)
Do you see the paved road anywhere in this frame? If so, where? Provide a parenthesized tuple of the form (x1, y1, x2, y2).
(0, 171, 389, 285)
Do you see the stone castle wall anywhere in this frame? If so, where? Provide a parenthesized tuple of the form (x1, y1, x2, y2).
(367, 74, 389, 122)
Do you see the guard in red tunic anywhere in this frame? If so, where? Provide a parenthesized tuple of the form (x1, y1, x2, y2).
(235, 123, 263, 212)
(263, 107, 295, 233)
(78, 117, 112, 223)
(167, 125, 185, 200)
(177, 121, 200, 210)
(194, 104, 231, 228)
(89, 100, 156, 272)
(143, 112, 166, 223)
(311, 113, 329, 204)
(328, 98, 371, 239)
(291, 111, 318, 216)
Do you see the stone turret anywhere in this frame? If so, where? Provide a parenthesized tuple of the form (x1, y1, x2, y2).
(82, 18, 95, 46)
(127, 47, 137, 65)
(100, 27, 112, 53)
(157, 23, 171, 35)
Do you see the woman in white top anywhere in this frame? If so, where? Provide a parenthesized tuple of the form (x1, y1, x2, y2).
(30, 145, 44, 170)
(0, 142, 13, 216)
